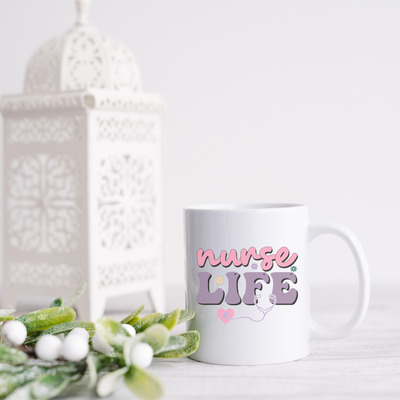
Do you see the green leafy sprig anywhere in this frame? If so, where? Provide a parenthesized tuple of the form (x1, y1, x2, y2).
(0, 284, 199, 400)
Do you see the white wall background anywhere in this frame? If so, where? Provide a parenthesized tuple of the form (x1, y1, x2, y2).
(0, 0, 399, 293)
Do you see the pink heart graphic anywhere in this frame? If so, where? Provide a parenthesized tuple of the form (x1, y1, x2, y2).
(217, 308, 234, 324)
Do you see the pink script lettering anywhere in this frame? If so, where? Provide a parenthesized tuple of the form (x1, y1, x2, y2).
(197, 247, 297, 271)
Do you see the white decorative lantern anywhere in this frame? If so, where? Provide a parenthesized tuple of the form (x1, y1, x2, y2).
(0, 0, 166, 320)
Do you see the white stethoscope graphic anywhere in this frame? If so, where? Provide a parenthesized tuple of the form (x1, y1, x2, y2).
(222, 293, 277, 323)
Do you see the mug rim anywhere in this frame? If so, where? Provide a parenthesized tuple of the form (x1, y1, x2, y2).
(185, 203, 306, 211)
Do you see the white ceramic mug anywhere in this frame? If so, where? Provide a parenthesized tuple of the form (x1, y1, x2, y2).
(185, 204, 370, 365)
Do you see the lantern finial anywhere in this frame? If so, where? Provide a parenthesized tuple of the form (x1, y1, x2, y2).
(76, 0, 91, 25)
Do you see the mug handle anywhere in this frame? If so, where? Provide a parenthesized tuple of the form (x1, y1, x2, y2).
(308, 222, 370, 339)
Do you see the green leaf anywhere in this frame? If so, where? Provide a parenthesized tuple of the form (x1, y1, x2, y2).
(96, 317, 130, 352)
(177, 309, 196, 325)
(15, 307, 76, 333)
(153, 335, 186, 355)
(120, 305, 145, 326)
(153, 331, 200, 359)
(141, 324, 170, 353)
(0, 365, 48, 399)
(124, 365, 163, 400)
(96, 367, 128, 398)
(0, 308, 16, 317)
(30, 372, 71, 400)
(53, 362, 84, 376)
(158, 308, 180, 331)
(0, 343, 28, 366)
(49, 298, 63, 308)
(132, 313, 163, 334)
(0, 372, 20, 399)
(64, 283, 87, 307)
(5, 382, 34, 400)
(24, 321, 95, 345)
(0, 364, 25, 373)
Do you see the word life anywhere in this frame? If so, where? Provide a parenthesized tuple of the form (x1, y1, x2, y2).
(196, 271, 298, 306)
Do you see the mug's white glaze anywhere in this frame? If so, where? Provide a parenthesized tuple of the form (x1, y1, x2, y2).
(185, 204, 369, 365)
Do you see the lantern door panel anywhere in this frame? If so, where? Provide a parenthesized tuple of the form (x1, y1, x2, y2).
(88, 110, 164, 303)
(3, 110, 88, 305)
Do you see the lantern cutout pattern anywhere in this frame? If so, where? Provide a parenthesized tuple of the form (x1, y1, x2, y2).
(0, 0, 166, 321)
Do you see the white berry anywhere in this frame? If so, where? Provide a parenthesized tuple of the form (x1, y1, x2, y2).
(61, 334, 89, 361)
(91, 332, 113, 355)
(1, 321, 27, 346)
(35, 335, 63, 361)
(69, 327, 89, 341)
(131, 343, 153, 369)
(122, 324, 136, 337)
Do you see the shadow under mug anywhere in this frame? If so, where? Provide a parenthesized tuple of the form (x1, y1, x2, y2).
(185, 204, 370, 365)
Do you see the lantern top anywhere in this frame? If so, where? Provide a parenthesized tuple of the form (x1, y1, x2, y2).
(24, 0, 141, 94)
(76, 0, 91, 26)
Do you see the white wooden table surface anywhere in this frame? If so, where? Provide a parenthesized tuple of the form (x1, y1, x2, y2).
(46, 282, 399, 400)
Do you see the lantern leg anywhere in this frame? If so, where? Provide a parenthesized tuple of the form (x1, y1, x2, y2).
(149, 281, 166, 313)
(2, 289, 19, 309)
(75, 291, 107, 322)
